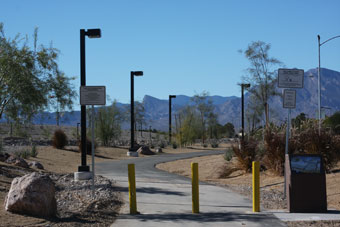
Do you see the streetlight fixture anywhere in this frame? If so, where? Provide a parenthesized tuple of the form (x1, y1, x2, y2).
(129, 71, 143, 153)
(79, 28, 101, 172)
(169, 95, 176, 145)
(241, 83, 250, 141)
(317, 34, 340, 134)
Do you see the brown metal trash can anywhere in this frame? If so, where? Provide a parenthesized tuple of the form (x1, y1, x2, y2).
(285, 154, 327, 213)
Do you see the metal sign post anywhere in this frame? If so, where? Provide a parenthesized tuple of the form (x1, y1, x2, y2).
(79, 86, 106, 198)
(278, 68, 304, 199)
(91, 105, 95, 198)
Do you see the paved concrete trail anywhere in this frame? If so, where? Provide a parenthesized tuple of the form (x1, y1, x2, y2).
(96, 150, 286, 227)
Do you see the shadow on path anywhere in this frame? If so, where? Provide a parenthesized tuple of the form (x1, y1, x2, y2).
(113, 186, 187, 196)
(118, 211, 285, 226)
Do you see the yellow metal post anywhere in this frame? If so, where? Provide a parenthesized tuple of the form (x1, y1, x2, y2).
(252, 161, 260, 212)
(191, 162, 199, 213)
(128, 164, 138, 214)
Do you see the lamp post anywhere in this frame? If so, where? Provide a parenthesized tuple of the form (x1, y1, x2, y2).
(241, 83, 250, 141)
(169, 95, 176, 145)
(129, 71, 143, 152)
(79, 28, 101, 172)
(317, 34, 340, 134)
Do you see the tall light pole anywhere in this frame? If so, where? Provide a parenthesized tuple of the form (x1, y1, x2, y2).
(241, 83, 250, 141)
(169, 95, 176, 145)
(79, 28, 101, 172)
(317, 34, 340, 134)
(129, 71, 143, 152)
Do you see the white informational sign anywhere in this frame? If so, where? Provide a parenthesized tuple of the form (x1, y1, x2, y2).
(80, 86, 106, 105)
(283, 89, 296, 109)
(278, 68, 304, 88)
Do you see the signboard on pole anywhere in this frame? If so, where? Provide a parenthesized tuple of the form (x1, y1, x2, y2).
(278, 69, 304, 88)
(283, 89, 296, 109)
(80, 86, 106, 106)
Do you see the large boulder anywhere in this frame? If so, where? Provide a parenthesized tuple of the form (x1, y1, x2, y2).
(137, 145, 155, 155)
(4, 172, 57, 217)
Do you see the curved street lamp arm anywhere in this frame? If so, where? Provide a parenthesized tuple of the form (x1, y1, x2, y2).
(320, 35, 340, 46)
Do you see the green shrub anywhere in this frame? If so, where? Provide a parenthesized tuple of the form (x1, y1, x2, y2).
(52, 129, 68, 149)
(158, 141, 165, 148)
(224, 148, 234, 161)
(203, 143, 208, 148)
(30, 144, 38, 158)
(210, 140, 219, 148)
(232, 139, 258, 173)
(14, 148, 30, 159)
(172, 142, 177, 149)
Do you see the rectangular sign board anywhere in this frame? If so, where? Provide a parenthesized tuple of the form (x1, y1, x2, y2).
(80, 86, 106, 105)
(283, 89, 296, 109)
(278, 68, 304, 88)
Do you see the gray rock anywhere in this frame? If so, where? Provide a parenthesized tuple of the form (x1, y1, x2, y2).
(4, 172, 57, 217)
(5, 156, 29, 168)
(137, 145, 155, 155)
(29, 161, 44, 170)
(0, 152, 10, 162)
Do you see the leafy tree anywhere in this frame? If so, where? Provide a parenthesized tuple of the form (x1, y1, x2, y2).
(95, 101, 124, 146)
(176, 105, 201, 146)
(0, 23, 75, 123)
(47, 71, 76, 126)
(134, 101, 145, 134)
(241, 41, 282, 128)
(191, 91, 214, 144)
(291, 112, 307, 130)
(324, 112, 340, 135)
(245, 94, 264, 133)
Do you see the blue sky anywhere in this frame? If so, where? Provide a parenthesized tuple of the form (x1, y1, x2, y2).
(1, 0, 340, 109)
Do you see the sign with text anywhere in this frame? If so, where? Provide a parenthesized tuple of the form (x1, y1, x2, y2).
(283, 89, 296, 109)
(80, 86, 106, 105)
(278, 68, 304, 88)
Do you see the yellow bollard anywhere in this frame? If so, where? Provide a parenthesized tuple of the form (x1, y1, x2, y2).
(128, 164, 138, 214)
(252, 161, 260, 212)
(191, 162, 199, 213)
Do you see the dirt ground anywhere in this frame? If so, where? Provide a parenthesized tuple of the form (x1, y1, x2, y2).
(156, 154, 340, 226)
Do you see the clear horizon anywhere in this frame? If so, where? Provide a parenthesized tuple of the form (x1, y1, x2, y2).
(2, 0, 340, 111)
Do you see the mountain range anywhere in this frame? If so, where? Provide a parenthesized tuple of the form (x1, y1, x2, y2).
(19, 68, 340, 131)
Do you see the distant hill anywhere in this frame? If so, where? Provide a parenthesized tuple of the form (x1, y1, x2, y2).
(3, 68, 339, 131)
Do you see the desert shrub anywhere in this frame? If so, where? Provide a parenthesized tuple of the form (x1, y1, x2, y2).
(78, 138, 97, 155)
(263, 127, 286, 175)
(262, 122, 340, 174)
(292, 125, 340, 172)
(30, 144, 38, 157)
(232, 138, 258, 173)
(172, 142, 177, 149)
(203, 143, 208, 148)
(52, 129, 68, 149)
(224, 148, 234, 161)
